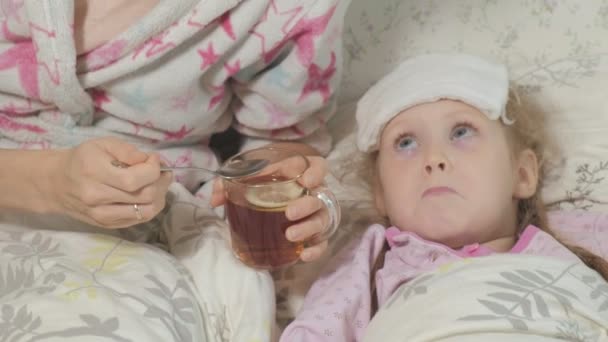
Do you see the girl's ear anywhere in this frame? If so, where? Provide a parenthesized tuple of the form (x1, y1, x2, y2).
(513, 149, 539, 199)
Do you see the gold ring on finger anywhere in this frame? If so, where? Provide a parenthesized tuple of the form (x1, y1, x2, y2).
(133, 203, 143, 220)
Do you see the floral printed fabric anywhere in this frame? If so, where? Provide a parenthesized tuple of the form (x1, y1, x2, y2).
(365, 254, 608, 342)
(0, 0, 351, 340)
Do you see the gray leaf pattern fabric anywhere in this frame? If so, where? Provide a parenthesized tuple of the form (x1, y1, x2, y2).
(364, 255, 608, 341)
(0, 217, 209, 341)
(0, 181, 275, 341)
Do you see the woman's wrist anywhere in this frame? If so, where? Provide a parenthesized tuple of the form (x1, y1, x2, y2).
(0, 149, 64, 214)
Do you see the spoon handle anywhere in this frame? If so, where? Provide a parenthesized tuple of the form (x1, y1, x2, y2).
(159, 166, 214, 173)
(113, 161, 215, 174)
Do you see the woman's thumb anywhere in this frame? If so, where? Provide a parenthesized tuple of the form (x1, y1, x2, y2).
(99, 137, 148, 166)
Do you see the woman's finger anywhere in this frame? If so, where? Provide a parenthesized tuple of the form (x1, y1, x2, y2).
(87, 191, 168, 229)
(210, 178, 226, 207)
(85, 203, 155, 228)
(298, 156, 327, 188)
(103, 154, 162, 192)
(286, 195, 323, 221)
(285, 210, 329, 242)
(89, 169, 172, 205)
(98, 137, 148, 166)
(300, 240, 328, 262)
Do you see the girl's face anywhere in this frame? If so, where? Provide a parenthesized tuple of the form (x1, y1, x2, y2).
(374, 100, 538, 249)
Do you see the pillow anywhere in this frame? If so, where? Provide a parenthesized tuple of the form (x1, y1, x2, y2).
(338, 0, 608, 211)
(548, 210, 608, 260)
(274, 1, 608, 332)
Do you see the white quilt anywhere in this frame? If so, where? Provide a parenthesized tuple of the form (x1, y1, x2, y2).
(0, 184, 275, 342)
(364, 254, 608, 341)
(2, 1, 608, 341)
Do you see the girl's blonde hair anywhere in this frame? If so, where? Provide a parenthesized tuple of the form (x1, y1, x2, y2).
(503, 88, 608, 280)
(363, 88, 608, 312)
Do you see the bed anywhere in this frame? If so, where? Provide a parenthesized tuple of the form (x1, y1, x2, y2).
(1, 1, 607, 341)
(273, 0, 608, 336)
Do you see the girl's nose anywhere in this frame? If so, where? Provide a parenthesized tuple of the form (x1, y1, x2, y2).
(425, 161, 446, 174)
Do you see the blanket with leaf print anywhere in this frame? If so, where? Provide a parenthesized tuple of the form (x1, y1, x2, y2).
(364, 254, 608, 342)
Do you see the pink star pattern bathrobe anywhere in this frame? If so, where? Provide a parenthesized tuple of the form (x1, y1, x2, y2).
(0, 0, 348, 341)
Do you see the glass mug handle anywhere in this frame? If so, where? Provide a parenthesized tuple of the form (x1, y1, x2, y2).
(306, 187, 341, 242)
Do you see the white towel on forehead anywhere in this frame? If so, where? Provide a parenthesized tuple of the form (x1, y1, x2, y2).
(356, 53, 510, 152)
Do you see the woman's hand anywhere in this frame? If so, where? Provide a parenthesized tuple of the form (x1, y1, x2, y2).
(211, 155, 332, 262)
(283, 155, 332, 262)
(46, 137, 172, 228)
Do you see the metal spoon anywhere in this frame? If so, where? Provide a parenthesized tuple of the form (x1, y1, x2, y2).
(111, 159, 269, 179)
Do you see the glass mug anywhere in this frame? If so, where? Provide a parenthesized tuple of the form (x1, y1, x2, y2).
(223, 147, 340, 269)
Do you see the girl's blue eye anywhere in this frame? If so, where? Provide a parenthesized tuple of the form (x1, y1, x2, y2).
(451, 124, 475, 140)
(396, 136, 417, 150)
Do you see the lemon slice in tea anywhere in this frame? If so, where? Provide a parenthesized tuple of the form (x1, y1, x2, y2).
(244, 182, 305, 209)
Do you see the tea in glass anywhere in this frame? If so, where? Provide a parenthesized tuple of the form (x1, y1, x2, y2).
(226, 175, 305, 269)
